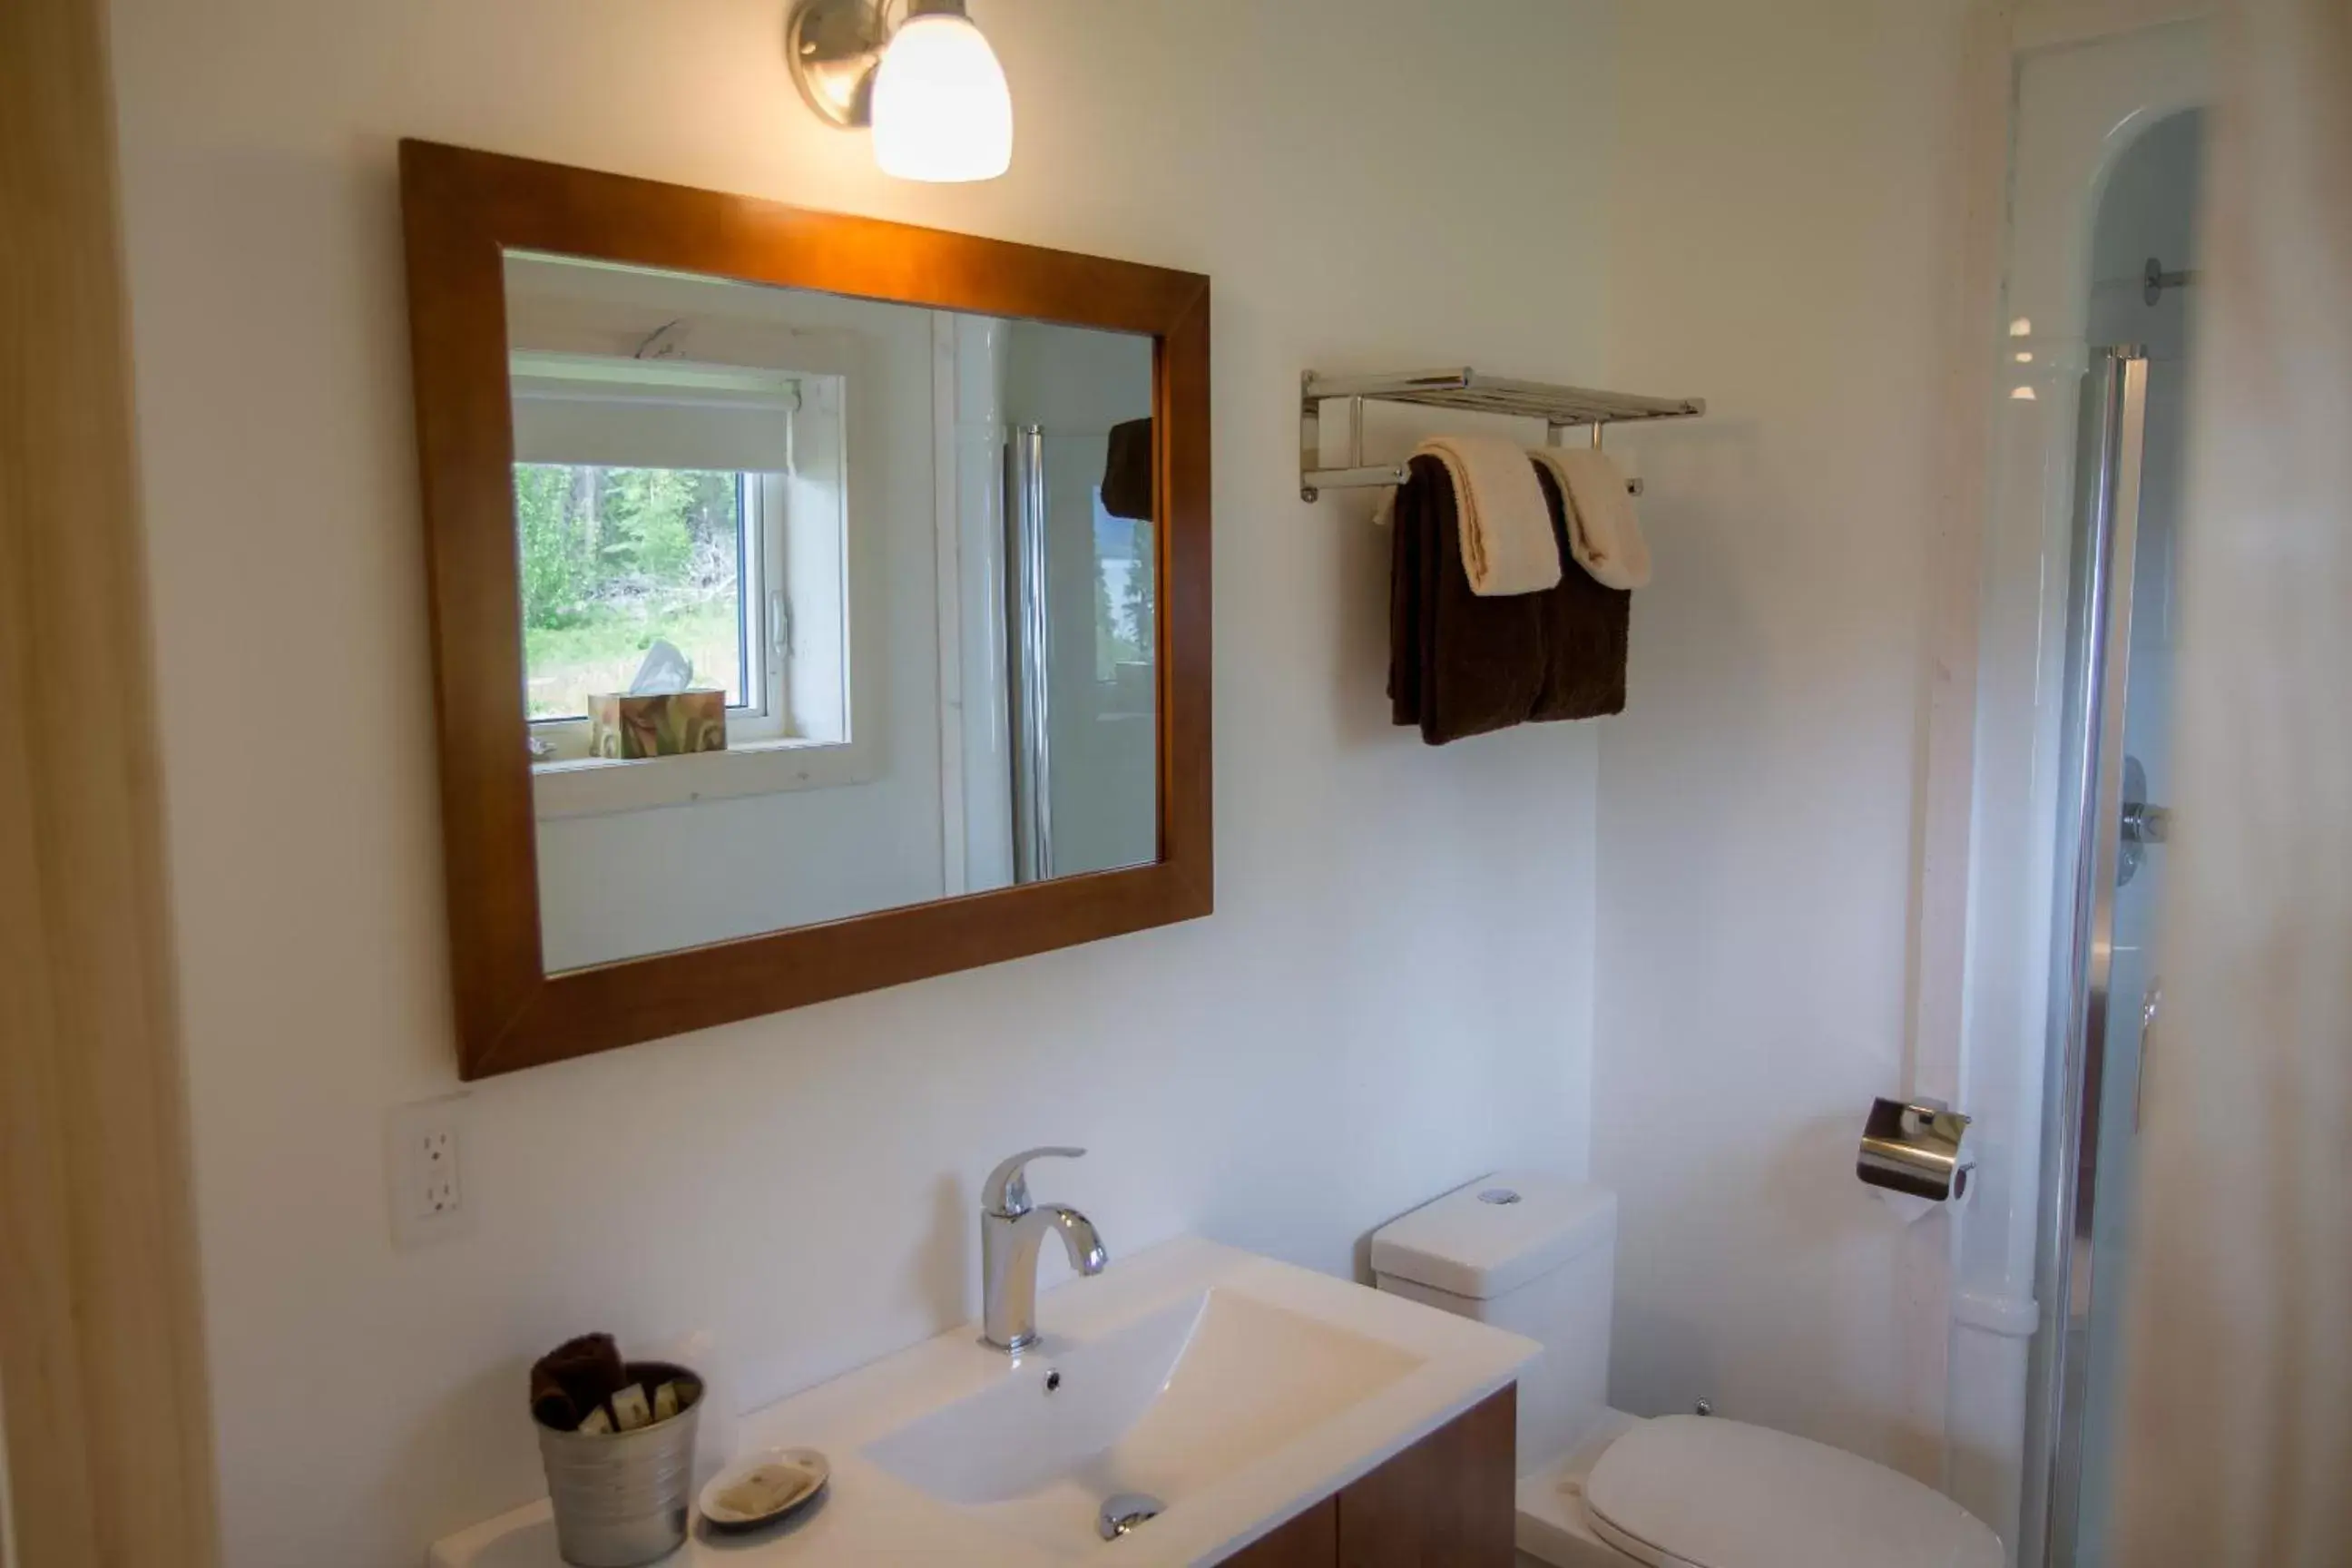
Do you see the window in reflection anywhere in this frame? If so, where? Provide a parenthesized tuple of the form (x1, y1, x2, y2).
(508, 351, 851, 765)
(514, 463, 752, 720)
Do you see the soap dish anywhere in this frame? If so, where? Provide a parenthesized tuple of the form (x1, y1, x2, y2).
(698, 1446, 829, 1532)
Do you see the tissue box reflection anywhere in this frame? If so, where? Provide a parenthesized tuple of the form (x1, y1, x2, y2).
(587, 691, 728, 760)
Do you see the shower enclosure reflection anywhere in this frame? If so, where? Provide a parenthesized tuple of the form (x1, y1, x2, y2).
(995, 330, 1158, 889)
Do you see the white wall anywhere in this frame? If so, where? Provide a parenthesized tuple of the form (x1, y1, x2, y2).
(1591, 0, 1974, 1480)
(105, 2, 1617, 1562)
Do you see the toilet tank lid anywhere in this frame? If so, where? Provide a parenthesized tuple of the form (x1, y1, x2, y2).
(1369, 1172, 1616, 1300)
(1583, 1416, 2004, 1568)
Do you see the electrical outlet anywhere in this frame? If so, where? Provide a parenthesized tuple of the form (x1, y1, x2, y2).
(387, 1095, 475, 1249)
(417, 1123, 458, 1215)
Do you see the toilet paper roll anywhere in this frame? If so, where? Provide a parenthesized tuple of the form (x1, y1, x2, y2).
(1857, 1097, 1973, 1203)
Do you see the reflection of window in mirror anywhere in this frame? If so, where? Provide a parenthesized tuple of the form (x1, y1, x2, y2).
(508, 355, 851, 768)
(503, 262, 1161, 968)
(1090, 489, 1154, 712)
(500, 251, 878, 826)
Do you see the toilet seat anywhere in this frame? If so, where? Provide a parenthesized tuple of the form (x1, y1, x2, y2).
(1580, 1416, 2003, 1568)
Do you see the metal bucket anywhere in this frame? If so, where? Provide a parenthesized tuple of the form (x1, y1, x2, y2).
(535, 1361, 702, 1568)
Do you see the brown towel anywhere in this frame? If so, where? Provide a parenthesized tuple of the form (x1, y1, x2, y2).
(1388, 456, 1627, 745)
(1101, 417, 1152, 521)
(530, 1331, 628, 1431)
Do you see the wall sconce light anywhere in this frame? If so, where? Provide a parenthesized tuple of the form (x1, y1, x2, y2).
(786, 0, 1013, 182)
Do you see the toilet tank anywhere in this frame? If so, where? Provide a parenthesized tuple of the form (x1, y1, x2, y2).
(1371, 1173, 1617, 1476)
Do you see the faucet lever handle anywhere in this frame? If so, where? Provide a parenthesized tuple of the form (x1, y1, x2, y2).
(983, 1146, 1086, 1217)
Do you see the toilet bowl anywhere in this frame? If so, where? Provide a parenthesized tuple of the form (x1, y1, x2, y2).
(1371, 1174, 2003, 1568)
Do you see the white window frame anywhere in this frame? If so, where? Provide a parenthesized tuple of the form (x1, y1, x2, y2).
(514, 346, 883, 821)
(521, 466, 789, 763)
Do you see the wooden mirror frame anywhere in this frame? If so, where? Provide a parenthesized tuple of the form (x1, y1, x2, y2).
(398, 141, 1211, 1080)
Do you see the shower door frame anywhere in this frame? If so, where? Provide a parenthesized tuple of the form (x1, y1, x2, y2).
(2034, 348, 2149, 1568)
(1928, 15, 2212, 1562)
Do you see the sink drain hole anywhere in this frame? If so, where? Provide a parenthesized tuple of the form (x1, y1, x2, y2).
(1098, 1493, 1166, 1541)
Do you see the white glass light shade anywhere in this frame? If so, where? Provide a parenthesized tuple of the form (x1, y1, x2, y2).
(870, 12, 1013, 182)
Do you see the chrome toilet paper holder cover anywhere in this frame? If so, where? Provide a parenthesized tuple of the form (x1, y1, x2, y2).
(1857, 1097, 1974, 1202)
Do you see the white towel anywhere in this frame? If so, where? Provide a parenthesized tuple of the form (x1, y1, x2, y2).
(1531, 446, 1652, 590)
(1407, 434, 1561, 596)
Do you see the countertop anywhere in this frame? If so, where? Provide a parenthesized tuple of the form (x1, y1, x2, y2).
(429, 1236, 1535, 1567)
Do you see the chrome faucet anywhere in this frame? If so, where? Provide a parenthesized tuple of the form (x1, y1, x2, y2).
(980, 1146, 1108, 1352)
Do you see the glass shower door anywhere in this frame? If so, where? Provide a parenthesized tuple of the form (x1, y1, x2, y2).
(2039, 342, 2180, 1568)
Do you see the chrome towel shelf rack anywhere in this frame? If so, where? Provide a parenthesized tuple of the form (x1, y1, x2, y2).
(1299, 368, 1706, 503)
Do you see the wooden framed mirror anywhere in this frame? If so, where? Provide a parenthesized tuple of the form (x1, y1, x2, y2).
(398, 141, 1211, 1079)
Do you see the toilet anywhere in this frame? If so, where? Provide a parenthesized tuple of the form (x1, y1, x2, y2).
(1371, 1173, 2004, 1568)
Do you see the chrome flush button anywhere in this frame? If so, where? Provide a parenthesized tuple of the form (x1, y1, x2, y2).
(1478, 1188, 1522, 1205)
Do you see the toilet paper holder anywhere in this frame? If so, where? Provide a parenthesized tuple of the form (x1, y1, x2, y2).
(1857, 1097, 1974, 1202)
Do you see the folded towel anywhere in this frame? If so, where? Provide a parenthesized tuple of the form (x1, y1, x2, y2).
(1413, 434, 1563, 596)
(1530, 446, 1652, 590)
(1389, 456, 1628, 745)
(1101, 417, 1152, 521)
(530, 1331, 628, 1431)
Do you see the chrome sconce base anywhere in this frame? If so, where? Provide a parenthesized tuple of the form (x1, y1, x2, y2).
(786, 0, 886, 129)
(786, 0, 972, 130)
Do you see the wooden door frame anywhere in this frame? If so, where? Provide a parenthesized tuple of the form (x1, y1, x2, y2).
(0, 0, 220, 1563)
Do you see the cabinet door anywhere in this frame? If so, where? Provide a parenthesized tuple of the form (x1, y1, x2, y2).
(1335, 1386, 1517, 1567)
(1224, 1497, 1339, 1566)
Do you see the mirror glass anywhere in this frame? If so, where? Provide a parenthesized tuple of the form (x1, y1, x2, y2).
(503, 252, 1159, 972)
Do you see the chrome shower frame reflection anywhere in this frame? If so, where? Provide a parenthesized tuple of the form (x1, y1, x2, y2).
(1005, 425, 1054, 883)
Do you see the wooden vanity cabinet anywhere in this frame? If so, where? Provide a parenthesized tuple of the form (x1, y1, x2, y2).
(1222, 1386, 1516, 1566)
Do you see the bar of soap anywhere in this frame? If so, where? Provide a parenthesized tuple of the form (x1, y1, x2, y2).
(576, 1405, 612, 1436)
(717, 1463, 813, 1519)
(610, 1384, 652, 1432)
(652, 1381, 680, 1423)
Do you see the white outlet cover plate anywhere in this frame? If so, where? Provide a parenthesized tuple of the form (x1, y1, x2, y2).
(387, 1094, 475, 1249)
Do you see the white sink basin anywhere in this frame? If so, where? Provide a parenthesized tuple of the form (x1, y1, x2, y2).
(864, 1288, 1426, 1550)
(430, 1237, 1537, 1567)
